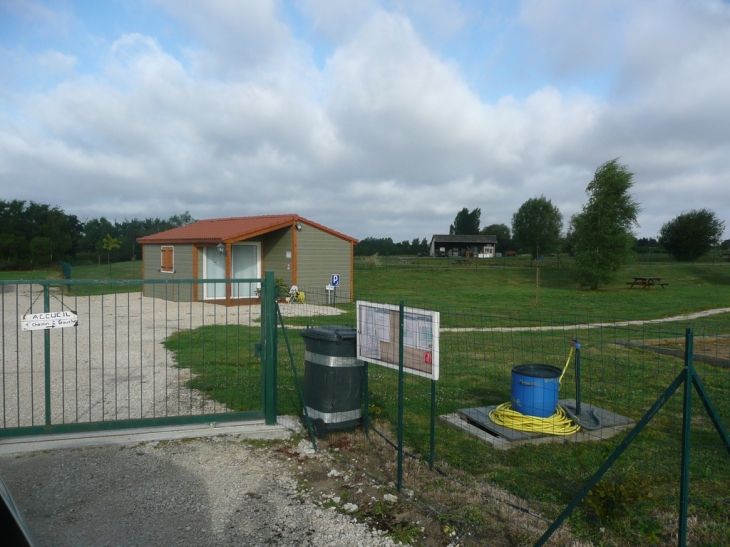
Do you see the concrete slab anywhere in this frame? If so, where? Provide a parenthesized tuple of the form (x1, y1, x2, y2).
(0, 416, 303, 455)
(441, 399, 634, 450)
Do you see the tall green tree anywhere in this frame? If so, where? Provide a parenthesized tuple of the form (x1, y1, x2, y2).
(482, 223, 513, 254)
(0, 200, 82, 267)
(571, 159, 641, 289)
(102, 234, 121, 276)
(449, 208, 481, 235)
(511, 196, 563, 258)
(658, 209, 725, 261)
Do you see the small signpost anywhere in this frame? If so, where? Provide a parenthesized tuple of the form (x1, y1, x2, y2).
(21, 311, 78, 332)
(356, 300, 441, 491)
(330, 274, 340, 307)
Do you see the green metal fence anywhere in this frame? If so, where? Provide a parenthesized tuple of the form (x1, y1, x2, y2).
(0, 274, 279, 438)
(274, 298, 729, 546)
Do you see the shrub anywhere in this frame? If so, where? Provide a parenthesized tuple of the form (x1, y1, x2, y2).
(364, 253, 382, 269)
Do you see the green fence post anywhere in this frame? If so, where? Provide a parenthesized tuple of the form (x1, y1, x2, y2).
(44, 283, 51, 427)
(363, 362, 370, 439)
(263, 271, 277, 425)
(679, 328, 694, 547)
(397, 301, 405, 492)
(429, 379, 436, 470)
(574, 340, 581, 416)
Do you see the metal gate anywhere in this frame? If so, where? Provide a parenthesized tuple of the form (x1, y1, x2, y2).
(0, 273, 278, 438)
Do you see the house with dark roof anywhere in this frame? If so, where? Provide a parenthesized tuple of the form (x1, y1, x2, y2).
(137, 214, 358, 304)
(429, 234, 497, 258)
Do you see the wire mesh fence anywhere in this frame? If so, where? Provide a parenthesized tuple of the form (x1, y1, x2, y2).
(0, 279, 268, 436)
(354, 250, 730, 273)
(276, 296, 729, 546)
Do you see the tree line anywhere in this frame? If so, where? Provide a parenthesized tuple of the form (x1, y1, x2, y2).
(0, 199, 195, 269)
(357, 159, 728, 290)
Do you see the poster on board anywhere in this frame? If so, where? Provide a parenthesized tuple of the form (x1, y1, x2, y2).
(356, 301, 440, 380)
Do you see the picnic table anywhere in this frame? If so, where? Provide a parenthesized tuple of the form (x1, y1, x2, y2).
(626, 276, 668, 289)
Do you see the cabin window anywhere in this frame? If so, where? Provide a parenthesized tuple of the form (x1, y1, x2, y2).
(161, 246, 174, 273)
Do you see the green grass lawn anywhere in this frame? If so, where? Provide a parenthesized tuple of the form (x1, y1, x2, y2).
(355, 260, 730, 323)
(0, 260, 144, 281)
(0, 260, 144, 295)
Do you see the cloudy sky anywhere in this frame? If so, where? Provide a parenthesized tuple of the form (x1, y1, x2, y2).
(1, 0, 729, 242)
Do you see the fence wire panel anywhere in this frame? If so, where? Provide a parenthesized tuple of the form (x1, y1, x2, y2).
(0, 279, 264, 435)
(277, 292, 730, 546)
(273, 285, 355, 421)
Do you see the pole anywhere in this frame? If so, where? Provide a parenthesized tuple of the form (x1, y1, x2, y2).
(429, 379, 436, 470)
(536, 264, 540, 306)
(397, 301, 405, 492)
(363, 362, 370, 439)
(44, 284, 51, 426)
(678, 328, 693, 547)
(263, 271, 277, 425)
(574, 340, 581, 416)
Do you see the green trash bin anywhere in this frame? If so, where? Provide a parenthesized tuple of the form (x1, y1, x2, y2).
(299, 326, 363, 437)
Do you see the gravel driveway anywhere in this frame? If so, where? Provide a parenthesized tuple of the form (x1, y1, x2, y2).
(0, 435, 396, 547)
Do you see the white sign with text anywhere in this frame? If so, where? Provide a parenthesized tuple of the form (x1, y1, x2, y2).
(21, 311, 78, 331)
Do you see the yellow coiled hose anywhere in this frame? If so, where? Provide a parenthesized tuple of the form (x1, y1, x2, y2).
(488, 402, 581, 435)
(488, 347, 581, 436)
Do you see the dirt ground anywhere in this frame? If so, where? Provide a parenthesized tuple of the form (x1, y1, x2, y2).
(653, 336, 730, 357)
(273, 424, 582, 547)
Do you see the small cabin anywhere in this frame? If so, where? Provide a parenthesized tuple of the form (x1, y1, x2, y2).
(137, 214, 357, 304)
(429, 235, 497, 258)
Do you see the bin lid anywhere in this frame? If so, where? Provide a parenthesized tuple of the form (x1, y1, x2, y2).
(512, 364, 561, 378)
(299, 325, 356, 342)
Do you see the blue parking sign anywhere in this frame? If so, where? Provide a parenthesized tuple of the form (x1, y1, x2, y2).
(331, 274, 340, 287)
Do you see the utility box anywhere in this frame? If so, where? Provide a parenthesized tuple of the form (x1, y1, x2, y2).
(299, 326, 363, 436)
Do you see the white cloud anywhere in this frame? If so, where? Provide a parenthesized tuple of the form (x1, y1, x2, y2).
(37, 50, 78, 75)
(296, 0, 380, 42)
(0, 1, 728, 241)
(153, 0, 309, 77)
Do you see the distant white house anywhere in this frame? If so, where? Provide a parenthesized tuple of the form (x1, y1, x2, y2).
(429, 235, 497, 258)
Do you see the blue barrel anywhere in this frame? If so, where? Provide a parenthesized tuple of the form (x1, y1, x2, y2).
(511, 364, 561, 418)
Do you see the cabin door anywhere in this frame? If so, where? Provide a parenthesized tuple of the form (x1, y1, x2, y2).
(203, 247, 227, 300)
(231, 243, 260, 299)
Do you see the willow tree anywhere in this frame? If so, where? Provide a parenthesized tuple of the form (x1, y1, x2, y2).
(571, 159, 641, 289)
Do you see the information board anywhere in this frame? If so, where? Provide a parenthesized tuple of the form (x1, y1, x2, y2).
(356, 301, 440, 380)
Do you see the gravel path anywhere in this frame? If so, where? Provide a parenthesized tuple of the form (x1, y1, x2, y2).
(0, 436, 396, 547)
(443, 307, 730, 332)
(0, 284, 344, 429)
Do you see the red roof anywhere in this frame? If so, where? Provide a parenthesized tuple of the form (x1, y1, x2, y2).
(137, 214, 358, 244)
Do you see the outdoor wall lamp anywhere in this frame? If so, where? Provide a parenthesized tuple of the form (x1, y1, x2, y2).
(216, 242, 226, 255)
